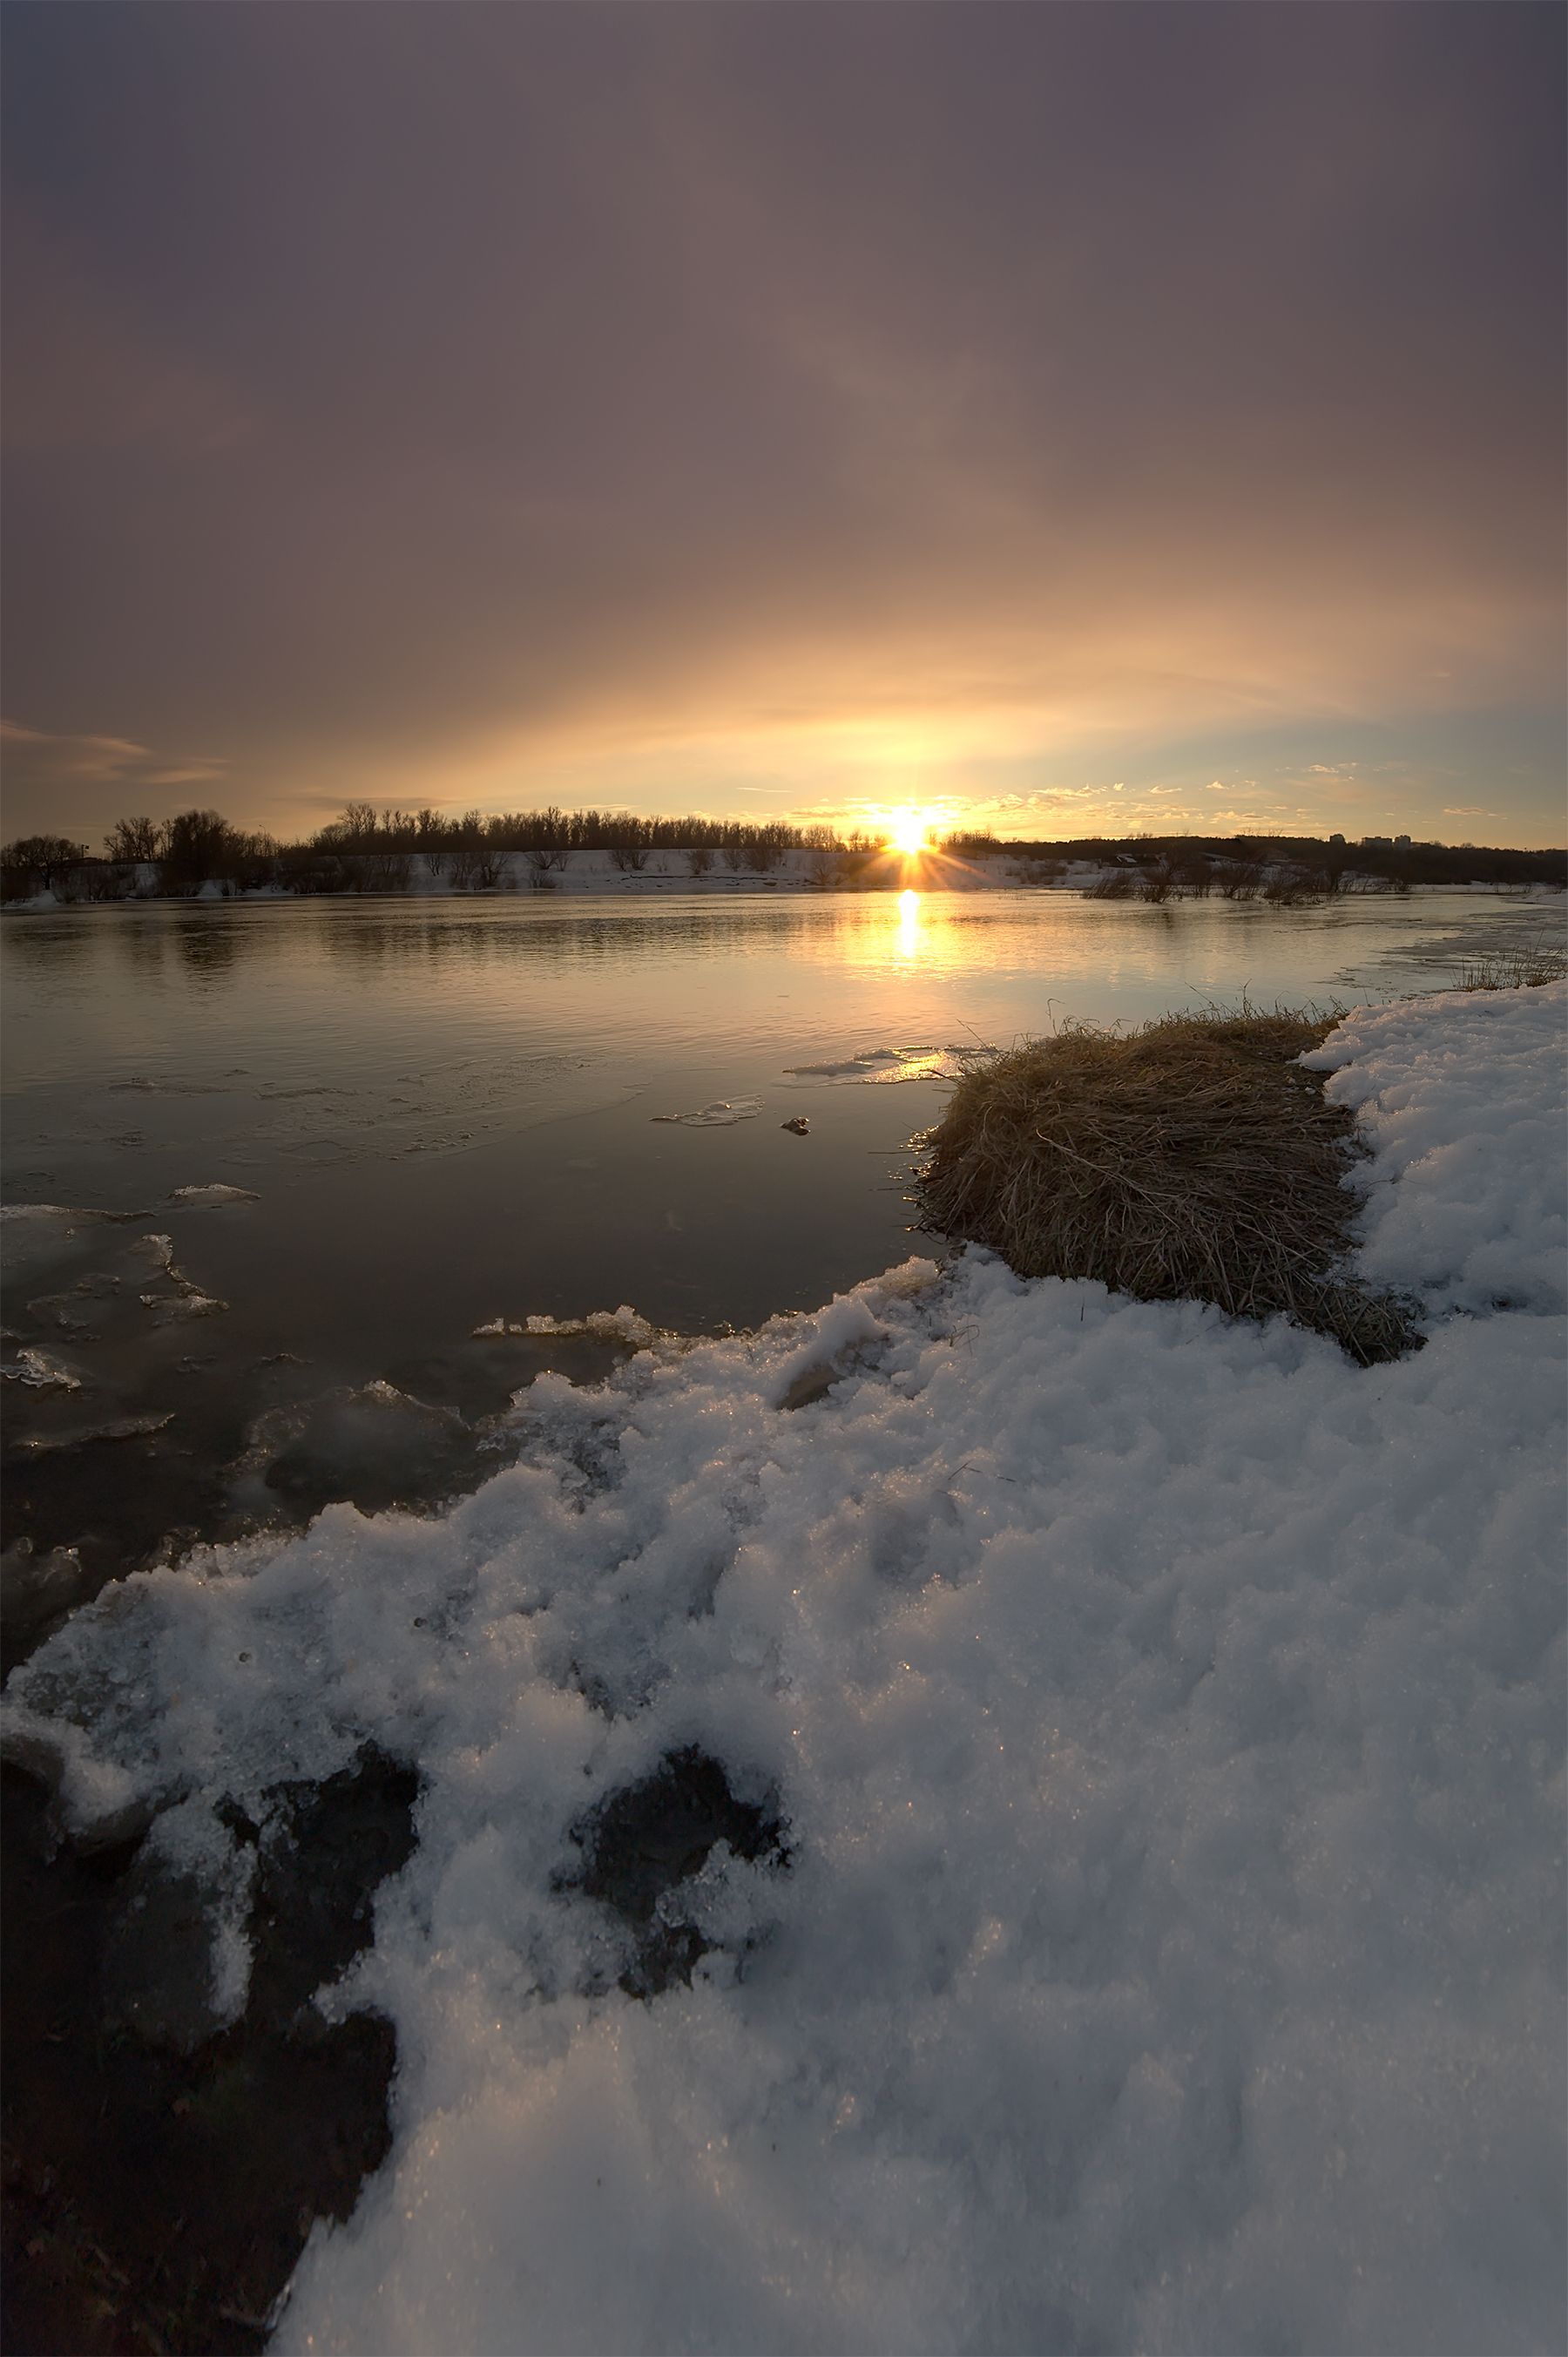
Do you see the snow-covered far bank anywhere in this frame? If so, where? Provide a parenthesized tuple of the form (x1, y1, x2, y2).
(5, 850, 1565, 910)
(5, 984, 1565, 2356)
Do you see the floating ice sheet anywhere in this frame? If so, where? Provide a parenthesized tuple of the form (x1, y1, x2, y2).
(650, 1095, 764, 1127)
(783, 1041, 998, 1084)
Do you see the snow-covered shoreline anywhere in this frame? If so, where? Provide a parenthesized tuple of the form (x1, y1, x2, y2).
(5, 983, 1565, 2354)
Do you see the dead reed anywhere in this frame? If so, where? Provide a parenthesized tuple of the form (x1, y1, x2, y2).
(916, 1007, 1418, 1363)
(1454, 941, 1566, 992)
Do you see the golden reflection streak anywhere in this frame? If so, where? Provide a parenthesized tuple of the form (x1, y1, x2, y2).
(896, 887, 921, 959)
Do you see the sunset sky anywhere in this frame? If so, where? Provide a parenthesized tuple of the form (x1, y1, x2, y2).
(3, 2, 1563, 848)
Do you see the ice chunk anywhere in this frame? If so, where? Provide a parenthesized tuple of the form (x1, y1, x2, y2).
(783, 1046, 909, 1076)
(234, 1381, 491, 1520)
(15, 1413, 174, 1453)
(650, 1095, 764, 1127)
(169, 1183, 261, 1205)
(140, 1288, 228, 1323)
(523, 1307, 657, 1344)
(473, 1306, 664, 1346)
(0, 1202, 132, 1225)
(1, 1345, 83, 1392)
(133, 1232, 230, 1321)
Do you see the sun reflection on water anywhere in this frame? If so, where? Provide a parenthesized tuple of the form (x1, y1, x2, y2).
(896, 888, 922, 960)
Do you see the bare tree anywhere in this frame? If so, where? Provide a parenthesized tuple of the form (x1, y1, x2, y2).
(159, 809, 247, 891)
(354, 847, 413, 892)
(104, 816, 161, 863)
(2, 833, 91, 892)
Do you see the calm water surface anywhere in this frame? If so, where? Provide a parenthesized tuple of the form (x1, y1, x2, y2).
(3, 887, 1561, 1625)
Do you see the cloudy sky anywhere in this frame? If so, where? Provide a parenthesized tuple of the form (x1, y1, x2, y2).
(3, 2, 1563, 847)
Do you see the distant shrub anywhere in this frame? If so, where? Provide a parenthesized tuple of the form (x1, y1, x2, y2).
(1261, 871, 1322, 906)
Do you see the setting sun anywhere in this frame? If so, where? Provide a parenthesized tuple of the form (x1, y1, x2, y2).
(886, 807, 932, 858)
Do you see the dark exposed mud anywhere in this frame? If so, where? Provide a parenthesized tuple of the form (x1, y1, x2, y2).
(563, 1747, 789, 1998)
(2, 1750, 418, 2357)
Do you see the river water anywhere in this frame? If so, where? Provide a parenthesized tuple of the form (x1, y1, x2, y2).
(2, 885, 1561, 1639)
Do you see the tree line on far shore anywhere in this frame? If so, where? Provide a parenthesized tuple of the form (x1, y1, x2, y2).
(0, 805, 889, 899)
(2, 803, 1563, 901)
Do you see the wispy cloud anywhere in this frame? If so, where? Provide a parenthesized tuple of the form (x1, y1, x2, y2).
(2, 719, 228, 841)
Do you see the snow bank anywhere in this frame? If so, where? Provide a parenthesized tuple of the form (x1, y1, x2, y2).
(1303, 981, 1567, 1317)
(5, 985, 1565, 2356)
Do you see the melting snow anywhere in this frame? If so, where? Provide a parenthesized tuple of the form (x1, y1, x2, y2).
(3, 984, 1565, 2356)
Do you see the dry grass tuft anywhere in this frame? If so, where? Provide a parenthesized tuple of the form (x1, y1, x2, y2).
(916, 1007, 1419, 1363)
(1454, 942, 1566, 992)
